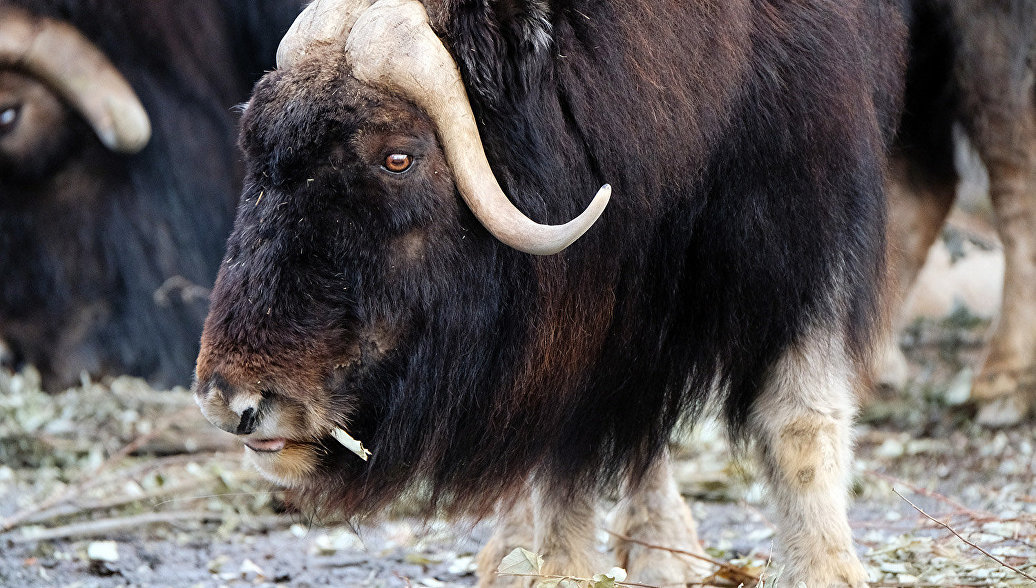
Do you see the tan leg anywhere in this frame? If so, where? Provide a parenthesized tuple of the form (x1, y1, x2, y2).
(532, 484, 602, 580)
(477, 483, 601, 588)
(751, 329, 868, 587)
(973, 152, 1036, 426)
(612, 451, 711, 587)
(477, 494, 535, 588)
(875, 157, 957, 393)
(953, 2, 1036, 425)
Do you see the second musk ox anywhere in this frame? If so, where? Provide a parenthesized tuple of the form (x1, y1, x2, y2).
(195, 0, 904, 585)
(881, 0, 1036, 426)
(0, 0, 303, 389)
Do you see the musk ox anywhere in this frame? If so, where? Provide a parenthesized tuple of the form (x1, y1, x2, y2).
(0, 0, 303, 390)
(881, 0, 1036, 426)
(194, 0, 905, 585)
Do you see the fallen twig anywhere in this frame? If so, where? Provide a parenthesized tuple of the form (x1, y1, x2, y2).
(893, 488, 1036, 584)
(103, 405, 198, 464)
(867, 469, 993, 521)
(11, 511, 223, 543)
(496, 571, 660, 588)
(874, 579, 994, 583)
(606, 530, 760, 586)
(18, 481, 209, 526)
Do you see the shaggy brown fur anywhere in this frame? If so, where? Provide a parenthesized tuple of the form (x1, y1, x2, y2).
(195, 1, 906, 584)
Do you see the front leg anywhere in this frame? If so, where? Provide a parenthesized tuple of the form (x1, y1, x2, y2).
(751, 329, 868, 587)
(532, 482, 602, 580)
(477, 493, 535, 588)
(477, 482, 601, 588)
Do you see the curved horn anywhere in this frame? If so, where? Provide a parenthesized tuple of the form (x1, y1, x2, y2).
(346, 0, 610, 255)
(0, 6, 150, 153)
(277, 0, 375, 69)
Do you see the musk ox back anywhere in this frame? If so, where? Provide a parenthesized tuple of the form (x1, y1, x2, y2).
(0, 0, 303, 389)
(194, 0, 905, 584)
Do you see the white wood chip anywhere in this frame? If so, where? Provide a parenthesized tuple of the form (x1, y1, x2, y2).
(331, 427, 372, 460)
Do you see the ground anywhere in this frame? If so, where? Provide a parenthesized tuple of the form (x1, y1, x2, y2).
(1, 204, 1034, 587)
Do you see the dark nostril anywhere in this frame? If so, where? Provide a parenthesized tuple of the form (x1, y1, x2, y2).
(236, 407, 258, 435)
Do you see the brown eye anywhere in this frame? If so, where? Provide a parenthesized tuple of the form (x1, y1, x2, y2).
(383, 153, 413, 174)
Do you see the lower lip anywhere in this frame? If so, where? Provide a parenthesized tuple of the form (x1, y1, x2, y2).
(245, 438, 287, 453)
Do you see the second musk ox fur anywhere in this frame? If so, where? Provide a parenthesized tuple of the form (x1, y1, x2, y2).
(0, 0, 303, 389)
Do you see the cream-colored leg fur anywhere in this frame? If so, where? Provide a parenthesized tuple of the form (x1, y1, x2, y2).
(612, 452, 711, 586)
(476, 494, 535, 588)
(476, 485, 601, 588)
(532, 484, 602, 581)
(751, 329, 869, 587)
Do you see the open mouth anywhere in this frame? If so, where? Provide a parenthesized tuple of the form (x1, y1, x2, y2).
(244, 438, 287, 453)
(242, 428, 370, 460)
(240, 429, 371, 488)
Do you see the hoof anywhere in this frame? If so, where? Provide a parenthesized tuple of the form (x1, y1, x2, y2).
(873, 342, 909, 396)
(779, 554, 869, 588)
(971, 369, 1019, 401)
(975, 393, 1031, 428)
(971, 367, 1034, 427)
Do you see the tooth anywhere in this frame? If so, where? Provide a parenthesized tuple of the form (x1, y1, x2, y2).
(331, 427, 371, 461)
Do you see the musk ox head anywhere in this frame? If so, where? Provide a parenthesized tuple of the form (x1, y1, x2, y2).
(194, 0, 609, 517)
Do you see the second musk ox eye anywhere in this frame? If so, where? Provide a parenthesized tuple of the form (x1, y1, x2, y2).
(382, 153, 413, 174)
(0, 105, 19, 135)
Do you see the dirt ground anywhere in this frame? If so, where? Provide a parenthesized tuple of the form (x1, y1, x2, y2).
(1, 207, 1034, 587)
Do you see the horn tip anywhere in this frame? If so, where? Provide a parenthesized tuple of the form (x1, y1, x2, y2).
(591, 183, 611, 213)
(105, 101, 152, 154)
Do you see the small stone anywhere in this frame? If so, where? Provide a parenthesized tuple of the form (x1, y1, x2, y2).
(87, 541, 119, 563)
(447, 555, 476, 575)
(312, 528, 363, 555)
(875, 438, 905, 458)
(207, 554, 230, 574)
(240, 558, 265, 580)
(880, 562, 908, 574)
(942, 367, 972, 405)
